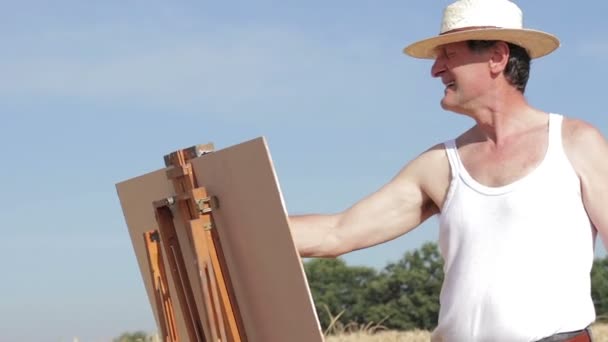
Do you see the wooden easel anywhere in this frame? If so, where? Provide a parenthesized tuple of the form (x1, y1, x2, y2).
(143, 230, 179, 342)
(118, 137, 324, 342)
(141, 143, 246, 342)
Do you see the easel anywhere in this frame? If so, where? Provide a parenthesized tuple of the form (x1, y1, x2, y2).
(118, 137, 324, 342)
(142, 143, 246, 342)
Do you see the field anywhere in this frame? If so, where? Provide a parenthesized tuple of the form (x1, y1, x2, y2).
(131, 323, 608, 341)
(324, 323, 608, 342)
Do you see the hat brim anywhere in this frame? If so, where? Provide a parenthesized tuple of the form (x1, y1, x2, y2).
(404, 28, 560, 59)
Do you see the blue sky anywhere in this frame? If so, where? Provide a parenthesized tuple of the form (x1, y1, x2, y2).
(2, 1, 608, 341)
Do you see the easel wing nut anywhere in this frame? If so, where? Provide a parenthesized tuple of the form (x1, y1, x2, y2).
(153, 196, 176, 208)
(196, 196, 220, 213)
(149, 231, 161, 242)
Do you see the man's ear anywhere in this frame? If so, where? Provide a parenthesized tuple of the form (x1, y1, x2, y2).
(489, 41, 510, 74)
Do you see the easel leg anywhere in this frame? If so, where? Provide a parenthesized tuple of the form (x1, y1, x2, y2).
(143, 231, 179, 342)
(155, 206, 206, 341)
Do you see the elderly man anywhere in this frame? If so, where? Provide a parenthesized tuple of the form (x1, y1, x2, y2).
(289, 0, 607, 341)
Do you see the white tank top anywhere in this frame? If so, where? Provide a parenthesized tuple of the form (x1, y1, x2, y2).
(432, 114, 596, 342)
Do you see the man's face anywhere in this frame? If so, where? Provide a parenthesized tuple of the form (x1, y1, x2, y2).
(430, 41, 493, 114)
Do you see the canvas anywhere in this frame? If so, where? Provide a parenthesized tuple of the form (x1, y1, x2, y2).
(116, 137, 323, 342)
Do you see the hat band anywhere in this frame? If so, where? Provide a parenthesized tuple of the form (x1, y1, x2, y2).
(440, 26, 500, 35)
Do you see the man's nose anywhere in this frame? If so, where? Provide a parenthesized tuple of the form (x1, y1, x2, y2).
(431, 57, 446, 78)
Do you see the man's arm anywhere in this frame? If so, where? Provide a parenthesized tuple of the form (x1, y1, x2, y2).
(290, 146, 442, 258)
(564, 119, 608, 248)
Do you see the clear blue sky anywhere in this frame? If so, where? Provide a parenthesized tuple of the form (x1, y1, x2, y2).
(1, 1, 607, 341)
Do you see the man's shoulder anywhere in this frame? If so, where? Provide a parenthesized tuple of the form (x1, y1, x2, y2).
(413, 128, 475, 170)
(395, 142, 449, 182)
(561, 116, 608, 172)
(419, 126, 476, 158)
(407, 142, 451, 183)
(562, 116, 606, 150)
(417, 142, 449, 165)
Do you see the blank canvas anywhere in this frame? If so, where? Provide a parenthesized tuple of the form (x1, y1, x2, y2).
(116, 137, 323, 342)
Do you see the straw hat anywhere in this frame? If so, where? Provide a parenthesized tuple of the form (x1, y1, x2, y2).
(404, 0, 560, 59)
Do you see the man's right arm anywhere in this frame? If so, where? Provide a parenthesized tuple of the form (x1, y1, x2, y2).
(289, 146, 442, 258)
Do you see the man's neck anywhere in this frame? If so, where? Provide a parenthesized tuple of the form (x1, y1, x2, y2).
(466, 90, 545, 146)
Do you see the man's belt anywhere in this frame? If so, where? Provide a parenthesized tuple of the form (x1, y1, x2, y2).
(536, 327, 592, 342)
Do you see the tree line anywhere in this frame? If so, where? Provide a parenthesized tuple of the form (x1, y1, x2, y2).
(304, 242, 608, 332)
(115, 242, 608, 340)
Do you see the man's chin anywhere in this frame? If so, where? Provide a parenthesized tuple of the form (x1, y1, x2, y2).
(440, 100, 456, 112)
(440, 101, 468, 115)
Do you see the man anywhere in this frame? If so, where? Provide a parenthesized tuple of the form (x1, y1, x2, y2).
(289, 0, 608, 341)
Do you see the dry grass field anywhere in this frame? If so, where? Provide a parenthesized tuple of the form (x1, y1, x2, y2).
(594, 323, 608, 342)
(326, 329, 430, 342)
(324, 323, 608, 342)
(130, 320, 608, 341)
(130, 323, 608, 341)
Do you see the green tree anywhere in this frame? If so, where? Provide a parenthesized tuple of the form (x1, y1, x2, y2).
(365, 242, 443, 330)
(113, 331, 150, 342)
(303, 242, 608, 332)
(304, 242, 444, 331)
(592, 255, 608, 321)
(304, 258, 378, 329)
